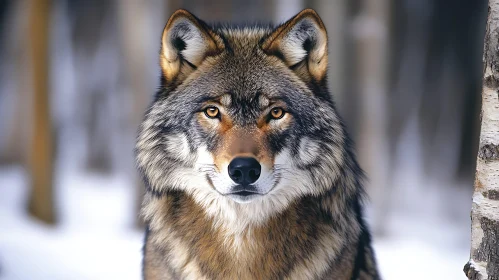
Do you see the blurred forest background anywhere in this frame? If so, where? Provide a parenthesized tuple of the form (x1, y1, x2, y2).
(0, 0, 488, 279)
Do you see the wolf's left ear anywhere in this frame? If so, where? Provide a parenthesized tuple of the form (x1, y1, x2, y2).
(160, 9, 225, 85)
(261, 9, 327, 83)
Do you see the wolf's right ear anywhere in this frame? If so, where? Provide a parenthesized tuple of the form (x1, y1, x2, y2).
(160, 9, 224, 85)
(261, 9, 328, 83)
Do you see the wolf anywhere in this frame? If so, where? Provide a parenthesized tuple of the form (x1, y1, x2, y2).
(136, 8, 380, 280)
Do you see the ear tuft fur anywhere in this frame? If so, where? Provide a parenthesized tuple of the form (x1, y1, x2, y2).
(261, 9, 328, 82)
(160, 9, 224, 86)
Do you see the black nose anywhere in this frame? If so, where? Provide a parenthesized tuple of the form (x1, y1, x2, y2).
(228, 157, 261, 185)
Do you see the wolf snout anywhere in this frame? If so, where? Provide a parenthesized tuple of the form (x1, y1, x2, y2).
(228, 157, 261, 185)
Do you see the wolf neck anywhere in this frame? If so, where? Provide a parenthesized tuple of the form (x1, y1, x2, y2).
(144, 174, 363, 260)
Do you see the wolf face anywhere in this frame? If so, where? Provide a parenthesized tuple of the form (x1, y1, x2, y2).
(136, 9, 350, 228)
(139, 10, 380, 279)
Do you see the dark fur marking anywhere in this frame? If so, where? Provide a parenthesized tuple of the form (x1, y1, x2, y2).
(350, 199, 379, 280)
(142, 225, 150, 279)
(172, 35, 186, 52)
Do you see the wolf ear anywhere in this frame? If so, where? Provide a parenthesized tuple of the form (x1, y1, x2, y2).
(160, 9, 224, 85)
(261, 9, 328, 83)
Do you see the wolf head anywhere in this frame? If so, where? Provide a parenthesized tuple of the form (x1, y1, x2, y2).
(137, 9, 356, 227)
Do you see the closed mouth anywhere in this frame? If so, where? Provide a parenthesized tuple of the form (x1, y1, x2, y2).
(228, 190, 260, 197)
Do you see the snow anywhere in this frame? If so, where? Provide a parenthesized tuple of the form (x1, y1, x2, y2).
(0, 166, 143, 280)
(373, 204, 470, 280)
(375, 238, 468, 280)
(369, 116, 471, 280)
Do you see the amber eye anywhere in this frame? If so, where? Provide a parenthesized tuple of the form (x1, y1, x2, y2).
(204, 106, 220, 119)
(270, 107, 285, 119)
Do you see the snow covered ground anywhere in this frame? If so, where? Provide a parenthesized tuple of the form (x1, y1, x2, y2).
(0, 165, 470, 280)
(0, 166, 142, 280)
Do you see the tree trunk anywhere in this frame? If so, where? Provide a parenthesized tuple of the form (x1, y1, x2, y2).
(0, 1, 28, 166)
(351, 0, 391, 235)
(27, 0, 56, 224)
(306, 0, 346, 108)
(118, 0, 162, 228)
(464, 1, 499, 279)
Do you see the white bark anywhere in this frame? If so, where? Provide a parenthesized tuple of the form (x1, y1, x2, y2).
(464, 1, 499, 279)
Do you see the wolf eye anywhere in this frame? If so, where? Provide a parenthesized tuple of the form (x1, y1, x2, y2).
(204, 106, 220, 119)
(270, 107, 285, 119)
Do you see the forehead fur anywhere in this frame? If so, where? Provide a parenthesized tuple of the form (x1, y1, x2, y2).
(215, 25, 273, 53)
(173, 25, 309, 101)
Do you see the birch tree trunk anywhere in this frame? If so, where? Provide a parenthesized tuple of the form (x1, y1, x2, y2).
(464, 1, 499, 278)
